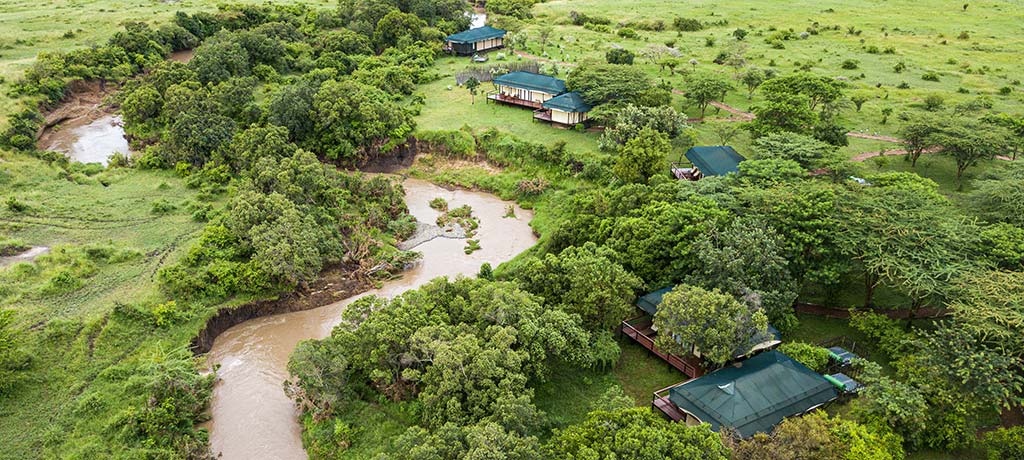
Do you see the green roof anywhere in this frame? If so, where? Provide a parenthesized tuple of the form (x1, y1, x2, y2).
(669, 350, 838, 438)
(685, 146, 746, 177)
(542, 91, 592, 113)
(446, 26, 506, 44)
(493, 71, 566, 95)
(637, 287, 672, 316)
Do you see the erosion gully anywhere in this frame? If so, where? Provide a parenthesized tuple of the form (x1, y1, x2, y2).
(205, 178, 537, 459)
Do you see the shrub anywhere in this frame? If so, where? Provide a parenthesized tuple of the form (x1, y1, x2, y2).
(616, 28, 638, 39)
(865, 45, 880, 54)
(429, 197, 448, 211)
(893, 61, 907, 73)
(605, 48, 635, 65)
(515, 177, 549, 197)
(921, 70, 940, 81)
(673, 17, 703, 32)
(5, 196, 27, 213)
(998, 86, 1012, 95)
(957, 31, 970, 40)
(981, 427, 1024, 460)
(732, 28, 747, 40)
(841, 59, 859, 69)
(923, 94, 945, 111)
(151, 199, 177, 214)
(778, 342, 830, 372)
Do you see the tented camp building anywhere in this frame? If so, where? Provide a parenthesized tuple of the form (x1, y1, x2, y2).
(534, 91, 592, 127)
(653, 350, 840, 437)
(444, 26, 506, 55)
(488, 71, 568, 109)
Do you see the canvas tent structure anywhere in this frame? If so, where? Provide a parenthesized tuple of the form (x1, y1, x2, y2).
(445, 26, 506, 55)
(659, 350, 839, 437)
(535, 91, 592, 126)
(673, 146, 746, 180)
(488, 71, 567, 109)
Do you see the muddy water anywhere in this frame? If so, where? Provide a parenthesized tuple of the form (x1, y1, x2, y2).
(206, 178, 537, 460)
(42, 114, 129, 165)
(170, 49, 194, 63)
(0, 246, 50, 268)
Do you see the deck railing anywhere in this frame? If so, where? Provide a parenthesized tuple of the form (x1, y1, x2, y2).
(486, 92, 543, 109)
(651, 381, 693, 421)
(621, 317, 704, 378)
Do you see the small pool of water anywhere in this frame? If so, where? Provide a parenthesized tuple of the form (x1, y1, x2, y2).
(44, 115, 130, 166)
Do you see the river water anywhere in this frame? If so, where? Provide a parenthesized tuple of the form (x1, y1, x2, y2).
(205, 177, 537, 460)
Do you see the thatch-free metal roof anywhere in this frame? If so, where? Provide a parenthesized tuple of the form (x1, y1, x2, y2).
(669, 350, 838, 438)
(542, 91, 592, 113)
(685, 146, 746, 177)
(446, 25, 507, 44)
(493, 71, 566, 95)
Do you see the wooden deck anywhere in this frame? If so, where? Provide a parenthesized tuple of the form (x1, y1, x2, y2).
(622, 316, 705, 378)
(652, 382, 693, 422)
(487, 93, 543, 109)
(533, 109, 553, 122)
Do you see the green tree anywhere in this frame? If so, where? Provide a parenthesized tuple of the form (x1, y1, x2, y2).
(930, 121, 1009, 189)
(653, 284, 768, 366)
(605, 48, 635, 65)
(313, 78, 414, 162)
(740, 67, 771, 99)
(746, 93, 818, 138)
(681, 71, 733, 117)
(599, 104, 689, 149)
(189, 36, 251, 84)
(759, 72, 844, 112)
(752, 131, 837, 169)
(567, 63, 655, 106)
(613, 127, 670, 183)
(464, 77, 480, 104)
(969, 163, 1024, 226)
(837, 183, 981, 309)
(503, 242, 642, 332)
(898, 114, 943, 168)
(777, 342, 829, 372)
(372, 10, 426, 51)
(545, 407, 729, 460)
(687, 217, 799, 331)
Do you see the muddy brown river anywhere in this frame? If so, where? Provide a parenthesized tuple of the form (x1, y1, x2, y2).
(205, 177, 537, 459)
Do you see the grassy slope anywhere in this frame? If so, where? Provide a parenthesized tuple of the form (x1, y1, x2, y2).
(0, 152, 225, 458)
(0, 0, 335, 126)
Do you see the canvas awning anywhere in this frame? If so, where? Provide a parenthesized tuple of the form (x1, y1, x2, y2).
(669, 350, 839, 437)
(446, 25, 506, 44)
(684, 146, 746, 176)
(493, 71, 567, 95)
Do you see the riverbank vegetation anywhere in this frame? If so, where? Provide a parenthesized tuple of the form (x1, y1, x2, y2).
(0, 0, 1022, 459)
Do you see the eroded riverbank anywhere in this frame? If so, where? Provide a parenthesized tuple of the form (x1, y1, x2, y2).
(204, 177, 537, 460)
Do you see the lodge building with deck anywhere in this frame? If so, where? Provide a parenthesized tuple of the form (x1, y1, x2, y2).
(445, 26, 507, 55)
(652, 350, 841, 437)
(486, 71, 591, 127)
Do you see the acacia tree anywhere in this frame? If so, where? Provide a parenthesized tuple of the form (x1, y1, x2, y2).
(653, 284, 768, 366)
(898, 114, 943, 168)
(464, 77, 480, 104)
(681, 72, 733, 117)
(930, 121, 1008, 189)
(837, 182, 982, 310)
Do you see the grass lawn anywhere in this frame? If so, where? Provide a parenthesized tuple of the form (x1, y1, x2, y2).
(417, 56, 602, 154)
(534, 337, 688, 435)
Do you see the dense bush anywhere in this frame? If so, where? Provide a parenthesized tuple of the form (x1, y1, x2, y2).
(778, 342, 830, 372)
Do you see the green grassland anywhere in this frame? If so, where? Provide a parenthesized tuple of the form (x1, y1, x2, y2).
(417, 0, 1024, 170)
(0, 151, 233, 458)
(0, 0, 335, 126)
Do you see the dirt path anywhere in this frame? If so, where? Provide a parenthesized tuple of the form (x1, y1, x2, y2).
(513, 50, 577, 67)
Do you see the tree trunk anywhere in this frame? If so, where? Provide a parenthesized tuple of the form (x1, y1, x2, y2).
(864, 271, 878, 309)
(910, 150, 920, 168)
